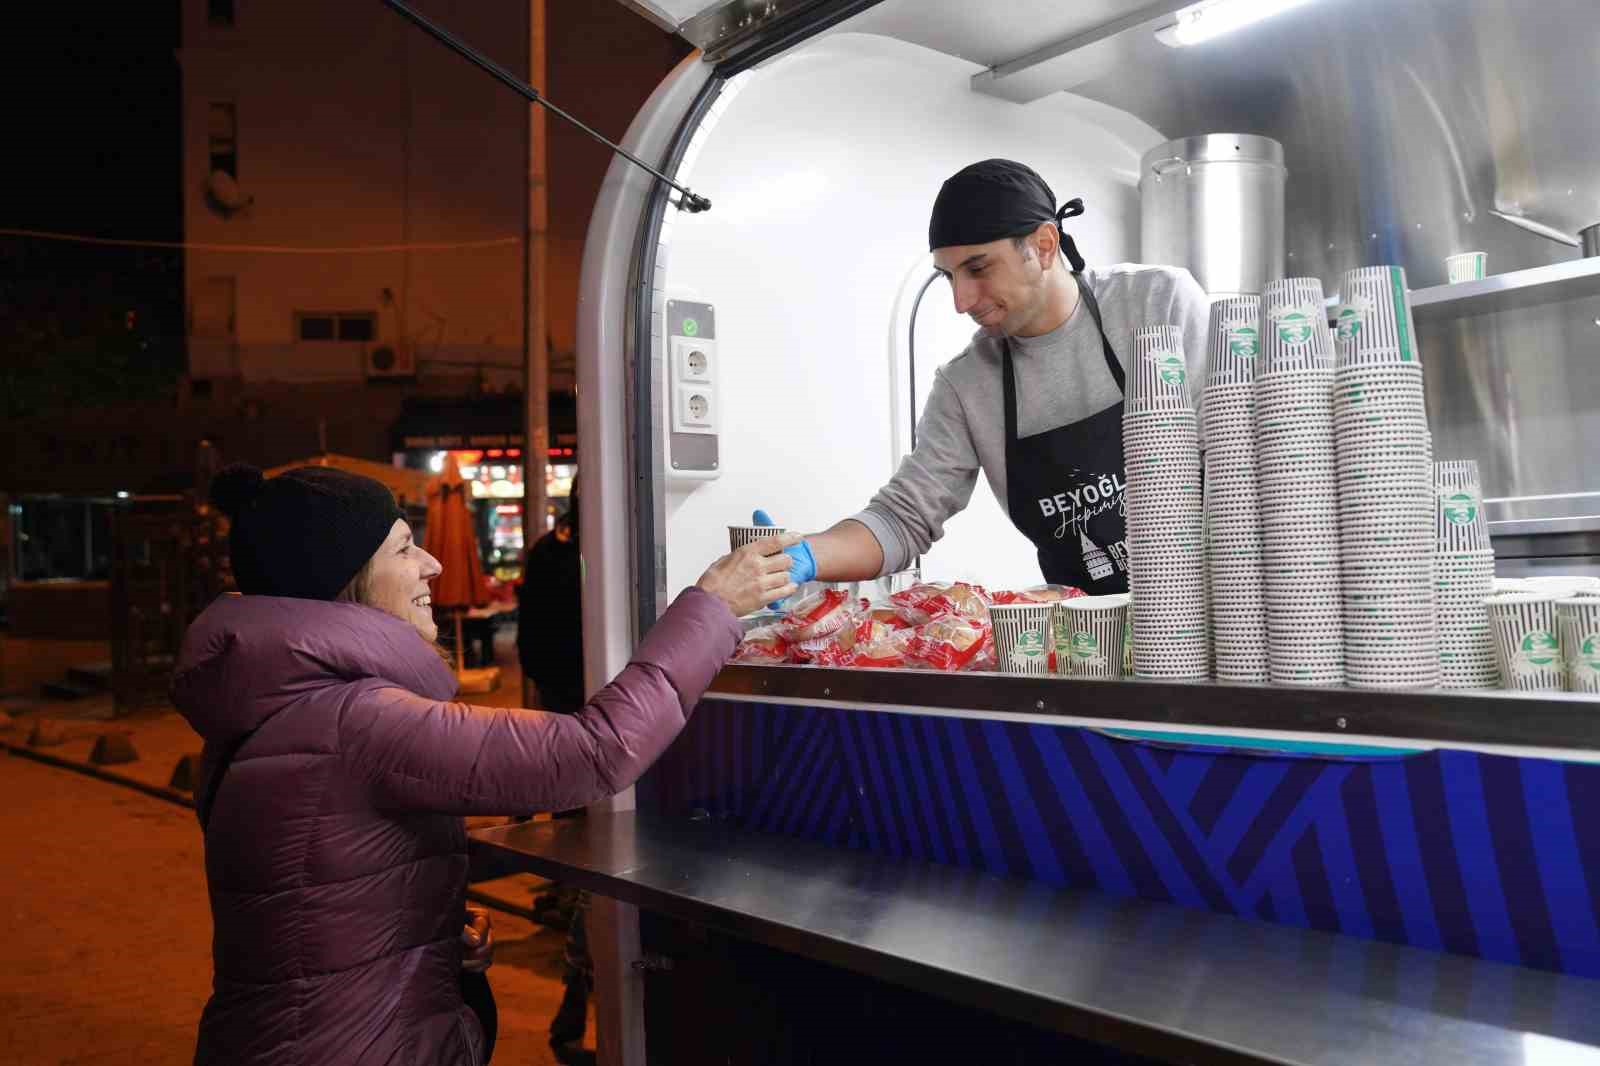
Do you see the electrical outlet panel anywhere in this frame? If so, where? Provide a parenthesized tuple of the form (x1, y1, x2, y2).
(665, 298, 719, 480)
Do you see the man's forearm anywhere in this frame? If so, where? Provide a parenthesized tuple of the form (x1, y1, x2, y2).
(806, 519, 885, 582)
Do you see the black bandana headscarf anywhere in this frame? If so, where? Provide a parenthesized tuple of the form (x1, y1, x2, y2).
(927, 158, 1086, 271)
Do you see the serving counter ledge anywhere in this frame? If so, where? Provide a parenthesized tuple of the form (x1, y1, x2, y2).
(470, 811, 1600, 1066)
(707, 665, 1600, 758)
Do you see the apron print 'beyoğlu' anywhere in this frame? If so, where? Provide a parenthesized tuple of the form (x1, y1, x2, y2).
(1003, 275, 1130, 594)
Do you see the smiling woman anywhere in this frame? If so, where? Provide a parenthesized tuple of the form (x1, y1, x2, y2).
(172, 463, 799, 1066)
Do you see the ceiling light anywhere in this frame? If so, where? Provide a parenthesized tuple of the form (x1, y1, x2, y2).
(1155, 0, 1318, 48)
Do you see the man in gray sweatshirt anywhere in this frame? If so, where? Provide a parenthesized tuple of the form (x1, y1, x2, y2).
(769, 159, 1209, 594)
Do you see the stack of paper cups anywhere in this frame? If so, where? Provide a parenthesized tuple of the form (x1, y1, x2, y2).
(990, 602, 1054, 675)
(1258, 278, 1343, 685)
(1123, 325, 1209, 679)
(1486, 593, 1566, 691)
(1433, 461, 1497, 688)
(1332, 266, 1438, 688)
(1052, 595, 1130, 679)
(1203, 297, 1268, 682)
(1558, 598, 1600, 694)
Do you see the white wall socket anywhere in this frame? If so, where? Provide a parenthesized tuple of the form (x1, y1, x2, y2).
(673, 384, 716, 433)
(671, 337, 714, 384)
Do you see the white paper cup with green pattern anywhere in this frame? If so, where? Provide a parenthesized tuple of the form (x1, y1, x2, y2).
(1558, 598, 1600, 694)
(1446, 252, 1487, 284)
(1486, 593, 1566, 692)
(1052, 595, 1130, 679)
(990, 602, 1054, 676)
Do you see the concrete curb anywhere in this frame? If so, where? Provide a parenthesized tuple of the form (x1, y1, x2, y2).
(2, 739, 195, 810)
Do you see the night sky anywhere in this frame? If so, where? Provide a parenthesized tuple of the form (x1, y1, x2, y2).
(3, 5, 182, 241)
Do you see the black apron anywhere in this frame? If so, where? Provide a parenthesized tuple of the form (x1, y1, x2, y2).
(1001, 274, 1130, 594)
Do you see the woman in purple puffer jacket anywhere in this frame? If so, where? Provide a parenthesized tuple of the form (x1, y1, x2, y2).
(173, 464, 796, 1066)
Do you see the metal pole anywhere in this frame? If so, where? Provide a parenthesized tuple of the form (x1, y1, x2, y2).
(524, 0, 549, 599)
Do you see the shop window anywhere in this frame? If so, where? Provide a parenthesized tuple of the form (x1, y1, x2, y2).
(208, 102, 237, 177)
(208, 0, 235, 27)
(295, 311, 377, 342)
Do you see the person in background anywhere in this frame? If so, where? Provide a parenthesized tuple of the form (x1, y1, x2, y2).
(517, 486, 582, 714)
(175, 464, 797, 1066)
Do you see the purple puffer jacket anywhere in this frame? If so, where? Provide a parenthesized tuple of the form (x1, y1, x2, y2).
(172, 587, 739, 1066)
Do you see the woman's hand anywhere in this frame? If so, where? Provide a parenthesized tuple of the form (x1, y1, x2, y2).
(695, 534, 802, 617)
(461, 904, 494, 973)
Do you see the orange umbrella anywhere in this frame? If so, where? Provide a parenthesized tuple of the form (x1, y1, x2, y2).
(425, 462, 487, 672)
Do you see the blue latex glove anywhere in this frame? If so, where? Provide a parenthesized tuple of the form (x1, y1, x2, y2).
(753, 509, 817, 585)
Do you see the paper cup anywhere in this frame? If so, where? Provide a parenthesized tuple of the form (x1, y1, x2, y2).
(1052, 595, 1130, 679)
(989, 602, 1054, 676)
(1262, 278, 1335, 373)
(1206, 296, 1263, 388)
(729, 524, 784, 551)
(1486, 593, 1566, 691)
(1446, 252, 1488, 284)
(1127, 325, 1193, 414)
(1334, 266, 1422, 368)
(1558, 598, 1600, 694)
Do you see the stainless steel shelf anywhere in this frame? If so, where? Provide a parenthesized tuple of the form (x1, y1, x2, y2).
(1409, 256, 1600, 321)
(707, 665, 1600, 754)
(470, 812, 1600, 1066)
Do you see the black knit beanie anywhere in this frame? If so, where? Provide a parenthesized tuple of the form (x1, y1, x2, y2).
(210, 464, 404, 601)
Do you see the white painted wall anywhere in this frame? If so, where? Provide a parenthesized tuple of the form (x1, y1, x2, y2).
(658, 33, 1162, 598)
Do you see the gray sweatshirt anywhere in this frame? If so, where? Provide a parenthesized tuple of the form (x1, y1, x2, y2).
(854, 262, 1211, 576)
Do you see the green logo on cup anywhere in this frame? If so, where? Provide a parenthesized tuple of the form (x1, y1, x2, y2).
(1335, 307, 1363, 341)
(1275, 311, 1314, 345)
(1577, 634, 1600, 675)
(1016, 630, 1046, 659)
(1521, 630, 1560, 666)
(1441, 492, 1478, 525)
(1070, 631, 1099, 660)
(1227, 327, 1258, 359)
(1153, 353, 1185, 385)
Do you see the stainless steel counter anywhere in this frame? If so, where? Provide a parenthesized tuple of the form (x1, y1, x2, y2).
(707, 665, 1600, 756)
(470, 812, 1600, 1066)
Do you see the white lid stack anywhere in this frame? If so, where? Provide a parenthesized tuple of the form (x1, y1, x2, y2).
(1433, 460, 1498, 688)
(1202, 296, 1268, 683)
(1123, 325, 1209, 679)
(1332, 266, 1439, 688)
(1257, 278, 1343, 685)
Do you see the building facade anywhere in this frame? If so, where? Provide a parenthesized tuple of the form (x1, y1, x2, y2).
(179, 0, 529, 392)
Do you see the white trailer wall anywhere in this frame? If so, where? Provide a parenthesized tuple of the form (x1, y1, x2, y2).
(660, 33, 1163, 596)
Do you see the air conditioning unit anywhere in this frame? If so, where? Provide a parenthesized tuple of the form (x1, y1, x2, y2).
(365, 343, 415, 380)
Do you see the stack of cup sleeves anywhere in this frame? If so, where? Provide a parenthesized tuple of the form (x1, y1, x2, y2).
(1433, 461, 1498, 688)
(1202, 296, 1269, 683)
(1123, 325, 1209, 679)
(1257, 278, 1343, 686)
(1332, 266, 1439, 689)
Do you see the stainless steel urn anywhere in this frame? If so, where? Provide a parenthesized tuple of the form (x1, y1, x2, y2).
(1139, 134, 1286, 298)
